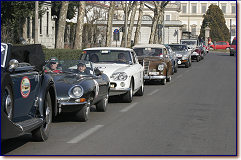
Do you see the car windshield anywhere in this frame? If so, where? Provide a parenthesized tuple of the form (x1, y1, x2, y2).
(133, 48, 163, 57)
(181, 40, 197, 46)
(169, 45, 187, 51)
(82, 50, 132, 64)
(1, 43, 8, 68)
(44, 60, 93, 76)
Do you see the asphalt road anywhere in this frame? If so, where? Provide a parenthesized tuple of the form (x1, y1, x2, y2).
(2, 51, 236, 155)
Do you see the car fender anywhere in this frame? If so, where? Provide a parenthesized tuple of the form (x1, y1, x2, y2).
(38, 74, 57, 117)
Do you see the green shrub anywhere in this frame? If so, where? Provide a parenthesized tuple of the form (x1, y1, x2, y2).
(43, 48, 82, 61)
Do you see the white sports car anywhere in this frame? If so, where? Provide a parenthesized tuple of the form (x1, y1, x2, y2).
(82, 47, 144, 103)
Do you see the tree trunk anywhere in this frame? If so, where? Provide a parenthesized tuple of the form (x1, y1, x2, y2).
(134, 1, 144, 45)
(149, 11, 158, 44)
(127, 1, 137, 48)
(105, 1, 115, 47)
(56, 1, 69, 49)
(74, 1, 86, 49)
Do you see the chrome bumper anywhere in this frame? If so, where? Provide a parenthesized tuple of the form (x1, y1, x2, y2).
(144, 75, 166, 80)
(110, 87, 131, 96)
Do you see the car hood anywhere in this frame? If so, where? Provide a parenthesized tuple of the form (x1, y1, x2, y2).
(93, 63, 130, 77)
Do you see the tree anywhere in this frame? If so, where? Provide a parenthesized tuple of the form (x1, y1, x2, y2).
(56, 1, 69, 49)
(105, 1, 115, 47)
(74, 1, 86, 49)
(145, 1, 169, 44)
(1, 1, 36, 43)
(127, 1, 138, 48)
(199, 4, 230, 42)
(134, 1, 144, 46)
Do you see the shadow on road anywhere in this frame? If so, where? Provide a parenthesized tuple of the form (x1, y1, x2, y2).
(1, 134, 32, 155)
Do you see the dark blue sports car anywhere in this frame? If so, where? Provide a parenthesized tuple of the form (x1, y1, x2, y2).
(1, 43, 57, 141)
(45, 60, 110, 122)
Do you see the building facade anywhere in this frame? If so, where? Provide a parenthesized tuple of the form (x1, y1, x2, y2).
(179, 1, 236, 41)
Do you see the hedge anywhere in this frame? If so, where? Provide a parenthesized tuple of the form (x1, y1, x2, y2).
(43, 48, 83, 61)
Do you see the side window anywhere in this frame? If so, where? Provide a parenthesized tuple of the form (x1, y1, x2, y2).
(223, 42, 227, 45)
(131, 51, 137, 64)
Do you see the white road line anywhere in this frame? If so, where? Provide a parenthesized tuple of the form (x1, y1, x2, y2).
(147, 89, 159, 96)
(120, 102, 138, 112)
(67, 125, 104, 144)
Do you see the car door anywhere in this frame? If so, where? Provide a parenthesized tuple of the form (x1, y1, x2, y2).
(10, 68, 40, 122)
(163, 48, 172, 76)
(131, 51, 143, 91)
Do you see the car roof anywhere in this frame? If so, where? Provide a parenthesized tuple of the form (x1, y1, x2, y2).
(84, 47, 133, 51)
(133, 44, 166, 49)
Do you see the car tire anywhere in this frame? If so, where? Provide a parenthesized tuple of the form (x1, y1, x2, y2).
(185, 62, 189, 68)
(196, 56, 200, 62)
(2, 79, 14, 120)
(75, 101, 90, 122)
(135, 81, 144, 96)
(122, 81, 133, 103)
(230, 52, 234, 56)
(167, 76, 171, 82)
(161, 78, 166, 85)
(96, 92, 109, 112)
(174, 64, 178, 73)
(32, 92, 52, 141)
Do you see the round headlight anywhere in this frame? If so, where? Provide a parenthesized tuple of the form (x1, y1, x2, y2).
(158, 64, 164, 71)
(69, 86, 83, 98)
(111, 72, 128, 81)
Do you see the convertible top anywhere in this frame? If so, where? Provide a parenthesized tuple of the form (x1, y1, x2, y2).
(11, 44, 46, 71)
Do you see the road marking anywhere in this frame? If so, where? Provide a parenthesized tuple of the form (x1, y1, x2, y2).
(120, 102, 138, 112)
(67, 125, 104, 144)
(147, 89, 159, 96)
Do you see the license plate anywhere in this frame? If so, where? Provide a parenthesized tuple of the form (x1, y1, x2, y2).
(149, 72, 159, 75)
(178, 60, 182, 65)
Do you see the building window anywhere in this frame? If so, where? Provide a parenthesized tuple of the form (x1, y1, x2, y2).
(166, 15, 170, 21)
(221, 5, 226, 14)
(47, 12, 49, 35)
(201, 5, 207, 14)
(232, 5, 236, 14)
(182, 4, 187, 13)
(191, 25, 196, 35)
(142, 15, 152, 21)
(27, 17, 30, 38)
(192, 4, 197, 13)
(40, 16, 42, 35)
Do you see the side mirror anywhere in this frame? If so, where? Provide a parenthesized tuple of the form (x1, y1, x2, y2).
(94, 68, 102, 76)
(9, 59, 19, 70)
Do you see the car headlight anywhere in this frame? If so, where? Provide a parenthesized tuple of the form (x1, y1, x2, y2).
(69, 85, 83, 98)
(111, 72, 128, 81)
(158, 64, 164, 71)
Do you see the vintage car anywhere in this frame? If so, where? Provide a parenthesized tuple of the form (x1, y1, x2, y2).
(164, 44, 178, 73)
(169, 44, 192, 68)
(1, 43, 57, 141)
(45, 60, 110, 122)
(180, 39, 203, 61)
(230, 37, 236, 56)
(133, 44, 173, 85)
(191, 46, 204, 62)
(82, 47, 144, 103)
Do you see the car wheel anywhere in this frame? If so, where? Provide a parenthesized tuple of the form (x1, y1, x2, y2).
(160, 78, 166, 85)
(167, 76, 171, 82)
(135, 80, 144, 96)
(75, 100, 90, 122)
(174, 64, 178, 73)
(32, 92, 52, 141)
(96, 92, 109, 112)
(230, 53, 234, 56)
(122, 81, 133, 103)
(185, 62, 189, 68)
(2, 84, 14, 120)
(196, 56, 200, 62)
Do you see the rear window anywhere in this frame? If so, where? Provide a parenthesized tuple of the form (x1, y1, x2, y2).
(133, 48, 163, 56)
